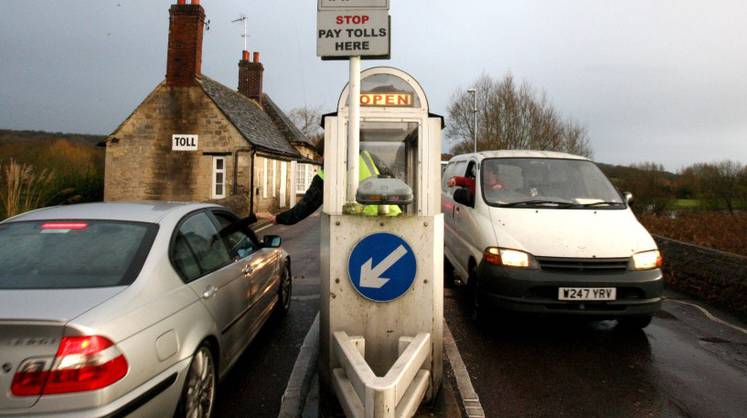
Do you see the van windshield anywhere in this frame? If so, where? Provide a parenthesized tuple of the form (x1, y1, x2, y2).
(481, 158, 625, 208)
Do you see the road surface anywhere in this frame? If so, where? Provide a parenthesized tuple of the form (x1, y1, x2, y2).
(213, 213, 747, 417)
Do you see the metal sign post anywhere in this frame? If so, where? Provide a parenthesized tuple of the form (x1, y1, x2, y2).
(347, 56, 361, 204)
(317, 4, 391, 203)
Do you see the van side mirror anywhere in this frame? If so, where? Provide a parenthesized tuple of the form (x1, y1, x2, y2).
(624, 192, 634, 205)
(453, 188, 474, 207)
(262, 235, 282, 248)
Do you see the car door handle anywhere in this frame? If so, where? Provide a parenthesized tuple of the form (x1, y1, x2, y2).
(242, 265, 255, 275)
(202, 286, 218, 300)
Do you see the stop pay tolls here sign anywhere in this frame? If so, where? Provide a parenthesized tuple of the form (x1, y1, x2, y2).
(317, 10, 390, 58)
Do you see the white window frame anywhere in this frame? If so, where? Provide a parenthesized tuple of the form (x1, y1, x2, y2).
(212, 157, 226, 199)
(272, 160, 277, 198)
(280, 161, 287, 208)
(296, 164, 315, 194)
(262, 158, 268, 198)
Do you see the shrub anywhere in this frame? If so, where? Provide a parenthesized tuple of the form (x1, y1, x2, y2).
(0, 159, 55, 219)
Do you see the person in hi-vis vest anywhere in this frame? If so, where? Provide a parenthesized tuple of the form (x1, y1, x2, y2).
(257, 141, 402, 226)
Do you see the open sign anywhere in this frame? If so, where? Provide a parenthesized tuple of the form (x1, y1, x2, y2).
(360, 93, 413, 107)
(172, 134, 198, 151)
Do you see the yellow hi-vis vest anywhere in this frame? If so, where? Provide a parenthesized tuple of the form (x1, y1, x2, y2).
(317, 151, 403, 217)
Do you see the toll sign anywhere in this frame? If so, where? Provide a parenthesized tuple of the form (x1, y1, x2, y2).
(317, 10, 390, 58)
(172, 134, 198, 151)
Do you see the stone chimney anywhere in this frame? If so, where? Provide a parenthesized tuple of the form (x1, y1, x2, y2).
(238, 51, 264, 102)
(166, 0, 205, 87)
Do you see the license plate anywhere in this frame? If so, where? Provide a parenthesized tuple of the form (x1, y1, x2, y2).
(558, 287, 616, 301)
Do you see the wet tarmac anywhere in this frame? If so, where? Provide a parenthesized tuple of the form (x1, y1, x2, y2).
(211, 214, 746, 417)
(444, 285, 747, 418)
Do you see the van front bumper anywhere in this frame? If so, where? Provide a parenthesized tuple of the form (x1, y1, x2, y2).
(476, 262, 663, 316)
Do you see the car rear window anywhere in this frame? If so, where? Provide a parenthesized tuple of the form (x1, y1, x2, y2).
(0, 220, 158, 289)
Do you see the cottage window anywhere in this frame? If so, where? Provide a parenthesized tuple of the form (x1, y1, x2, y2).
(272, 160, 277, 198)
(263, 158, 268, 198)
(295, 164, 315, 194)
(212, 157, 226, 199)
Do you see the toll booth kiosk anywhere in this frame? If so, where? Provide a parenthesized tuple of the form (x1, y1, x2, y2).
(320, 67, 444, 418)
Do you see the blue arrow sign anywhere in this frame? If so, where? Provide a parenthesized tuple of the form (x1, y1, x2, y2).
(348, 233, 417, 303)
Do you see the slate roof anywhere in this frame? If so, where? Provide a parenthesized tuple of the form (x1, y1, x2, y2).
(199, 76, 302, 158)
(262, 94, 315, 147)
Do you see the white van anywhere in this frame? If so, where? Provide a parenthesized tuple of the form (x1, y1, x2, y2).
(442, 151, 663, 328)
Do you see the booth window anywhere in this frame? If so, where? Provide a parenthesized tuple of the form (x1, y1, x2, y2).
(212, 157, 226, 199)
(360, 121, 419, 213)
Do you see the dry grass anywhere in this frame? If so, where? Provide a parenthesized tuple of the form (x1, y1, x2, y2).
(1, 159, 55, 218)
(639, 211, 747, 256)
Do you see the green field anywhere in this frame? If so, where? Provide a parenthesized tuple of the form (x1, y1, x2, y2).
(673, 199, 701, 209)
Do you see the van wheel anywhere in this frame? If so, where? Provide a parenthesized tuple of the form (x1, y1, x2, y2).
(175, 342, 216, 418)
(444, 257, 455, 288)
(617, 315, 653, 330)
(468, 263, 483, 323)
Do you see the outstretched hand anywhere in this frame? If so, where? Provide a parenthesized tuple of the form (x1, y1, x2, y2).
(256, 212, 277, 225)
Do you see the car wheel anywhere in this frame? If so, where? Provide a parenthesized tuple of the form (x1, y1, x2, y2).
(176, 343, 216, 418)
(617, 315, 653, 330)
(275, 264, 292, 318)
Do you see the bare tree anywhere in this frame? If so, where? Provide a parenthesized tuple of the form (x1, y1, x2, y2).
(446, 74, 592, 157)
(701, 160, 744, 214)
(289, 106, 324, 145)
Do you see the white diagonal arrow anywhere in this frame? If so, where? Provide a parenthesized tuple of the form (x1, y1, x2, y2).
(360, 245, 408, 289)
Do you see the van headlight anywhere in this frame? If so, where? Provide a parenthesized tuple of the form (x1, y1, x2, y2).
(484, 247, 537, 269)
(629, 250, 663, 270)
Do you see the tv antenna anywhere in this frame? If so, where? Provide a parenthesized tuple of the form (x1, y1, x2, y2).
(231, 15, 249, 51)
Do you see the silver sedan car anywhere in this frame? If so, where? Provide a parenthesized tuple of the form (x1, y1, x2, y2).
(0, 202, 292, 417)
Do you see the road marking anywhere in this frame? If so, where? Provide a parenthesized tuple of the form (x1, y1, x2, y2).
(666, 298, 747, 335)
(279, 313, 320, 418)
(443, 321, 486, 418)
(254, 223, 274, 233)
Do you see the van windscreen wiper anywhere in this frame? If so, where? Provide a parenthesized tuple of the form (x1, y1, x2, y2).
(500, 200, 576, 208)
(574, 201, 625, 208)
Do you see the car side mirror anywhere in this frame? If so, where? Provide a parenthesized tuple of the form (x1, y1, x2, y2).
(262, 235, 282, 248)
(453, 187, 474, 207)
(624, 192, 634, 205)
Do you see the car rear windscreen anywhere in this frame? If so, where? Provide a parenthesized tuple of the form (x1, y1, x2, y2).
(0, 220, 158, 289)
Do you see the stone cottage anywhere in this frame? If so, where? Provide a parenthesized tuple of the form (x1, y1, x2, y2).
(104, 0, 320, 216)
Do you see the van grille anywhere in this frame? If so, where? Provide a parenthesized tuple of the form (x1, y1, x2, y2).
(536, 257, 629, 273)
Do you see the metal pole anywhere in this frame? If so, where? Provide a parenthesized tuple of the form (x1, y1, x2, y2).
(347, 56, 361, 203)
(472, 90, 478, 153)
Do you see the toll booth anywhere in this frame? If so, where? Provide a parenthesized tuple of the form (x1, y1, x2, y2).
(320, 67, 444, 417)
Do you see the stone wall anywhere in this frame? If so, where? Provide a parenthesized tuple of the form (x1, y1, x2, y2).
(655, 235, 747, 320)
(105, 83, 250, 207)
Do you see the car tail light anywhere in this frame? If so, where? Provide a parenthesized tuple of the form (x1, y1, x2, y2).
(11, 336, 128, 397)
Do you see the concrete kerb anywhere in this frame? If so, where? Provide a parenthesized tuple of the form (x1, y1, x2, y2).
(279, 313, 321, 418)
(443, 322, 486, 418)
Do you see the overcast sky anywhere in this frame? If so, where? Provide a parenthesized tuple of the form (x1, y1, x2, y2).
(1, 0, 746, 170)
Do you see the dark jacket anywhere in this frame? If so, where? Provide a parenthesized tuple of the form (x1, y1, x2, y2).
(276, 175, 324, 225)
